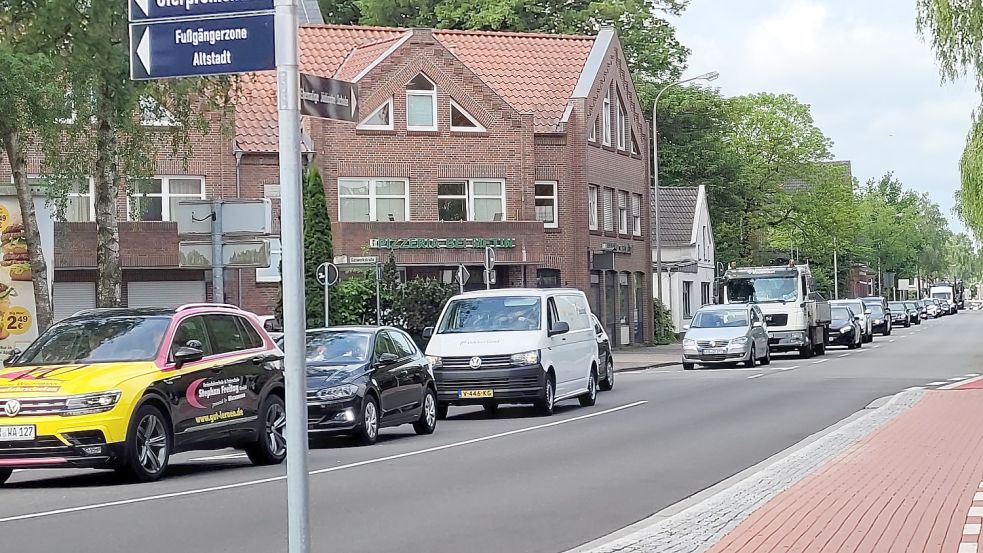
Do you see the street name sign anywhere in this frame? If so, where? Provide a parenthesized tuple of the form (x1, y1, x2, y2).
(299, 73, 358, 122)
(129, 0, 275, 22)
(130, 13, 275, 80)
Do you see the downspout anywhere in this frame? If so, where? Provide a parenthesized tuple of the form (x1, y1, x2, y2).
(235, 148, 243, 307)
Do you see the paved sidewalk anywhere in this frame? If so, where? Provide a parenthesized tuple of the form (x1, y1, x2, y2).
(579, 388, 983, 553)
(614, 344, 682, 371)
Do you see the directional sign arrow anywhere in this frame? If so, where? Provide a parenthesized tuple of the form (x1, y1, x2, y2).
(351, 89, 358, 119)
(136, 27, 151, 73)
(133, 0, 149, 17)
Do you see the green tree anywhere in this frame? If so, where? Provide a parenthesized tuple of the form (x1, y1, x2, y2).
(15, 0, 222, 307)
(343, 0, 689, 81)
(944, 232, 979, 281)
(303, 164, 334, 327)
(396, 277, 456, 346)
(0, 30, 64, 330)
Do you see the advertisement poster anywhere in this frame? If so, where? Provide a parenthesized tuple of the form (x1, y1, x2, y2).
(0, 195, 51, 357)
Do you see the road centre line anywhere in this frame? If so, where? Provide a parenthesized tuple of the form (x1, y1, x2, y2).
(838, 354, 850, 358)
(812, 359, 828, 365)
(0, 401, 647, 524)
(747, 374, 764, 379)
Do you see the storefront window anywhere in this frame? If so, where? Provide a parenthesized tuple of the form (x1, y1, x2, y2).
(604, 270, 616, 335)
(619, 272, 631, 325)
(537, 268, 560, 288)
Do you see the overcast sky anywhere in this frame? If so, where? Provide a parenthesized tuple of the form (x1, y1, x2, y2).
(671, 0, 977, 232)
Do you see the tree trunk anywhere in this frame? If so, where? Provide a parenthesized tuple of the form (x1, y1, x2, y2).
(93, 115, 122, 307)
(1, 128, 53, 331)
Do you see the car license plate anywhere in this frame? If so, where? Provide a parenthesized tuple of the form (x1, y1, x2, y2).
(704, 348, 725, 355)
(459, 390, 493, 399)
(0, 425, 35, 442)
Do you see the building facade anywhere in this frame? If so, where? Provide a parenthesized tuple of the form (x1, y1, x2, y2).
(0, 23, 653, 345)
(654, 185, 715, 332)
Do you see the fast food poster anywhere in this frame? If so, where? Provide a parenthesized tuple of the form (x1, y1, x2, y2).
(0, 194, 54, 357)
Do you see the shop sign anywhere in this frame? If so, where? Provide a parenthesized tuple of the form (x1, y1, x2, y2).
(369, 237, 516, 250)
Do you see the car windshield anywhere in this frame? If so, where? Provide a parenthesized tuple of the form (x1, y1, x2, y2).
(889, 303, 905, 311)
(304, 331, 371, 363)
(437, 296, 542, 333)
(869, 306, 884, 317)
(727, 276, 798, 303)
(15, 316, 171, 365)
(904, 303, 916, 309)
(932, 291, 951, 300)
(691, 309, 749, 328)
(832, 307, 853, 321)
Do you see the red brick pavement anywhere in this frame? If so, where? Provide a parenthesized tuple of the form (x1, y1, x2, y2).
(707, 390, 983, 553)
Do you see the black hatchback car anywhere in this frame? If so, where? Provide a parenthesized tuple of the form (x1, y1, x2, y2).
(299, 327, 437, 445)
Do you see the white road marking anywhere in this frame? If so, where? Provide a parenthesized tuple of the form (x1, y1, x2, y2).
(927, 382, 948, 386)
(965, 523, 981, 535)
(191, 452, 248, 462)
(971, 506, 983, 517)
(974, 491, 983, 501)
(967, 374, 981, 378)
(837, 354, 850, 358)
(747, 374, 764, 380)
(904, 386, 925, 392)
(776, 365, 800, 371)
(959, 542, 978, 553)
(872, 344, 882, 348)
(812, 359, 828, 365)
(889, 339, 896, 343)
(950, 377, 967, 382)
(0, 401, 647, 524)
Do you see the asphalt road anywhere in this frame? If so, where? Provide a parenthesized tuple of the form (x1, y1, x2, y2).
(3, 312, 981, 553)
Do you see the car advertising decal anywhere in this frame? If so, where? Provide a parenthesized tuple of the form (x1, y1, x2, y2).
(186, 375, 251, 425)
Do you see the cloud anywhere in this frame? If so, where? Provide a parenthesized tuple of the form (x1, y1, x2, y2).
(671, 0, 977, 229)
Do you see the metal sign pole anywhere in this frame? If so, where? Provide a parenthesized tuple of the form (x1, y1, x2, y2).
(324, 279, 330, 327)
(274, 2, 311, 553)
(211, 200, 224, 302)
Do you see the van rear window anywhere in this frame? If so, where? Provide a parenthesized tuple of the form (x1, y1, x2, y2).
(438, 297, 542, 333)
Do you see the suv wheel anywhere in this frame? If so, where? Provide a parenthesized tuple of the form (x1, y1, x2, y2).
(579, 369, 598, 407)
(536, 375, 556, 416)
(119, 404, 171, 482)
(413, 388, 438, 435)
(355, 395, 380, 446)
(0, 468, 11, 486)
(599, 358, 615, 391)
(245, 395, 287, 465)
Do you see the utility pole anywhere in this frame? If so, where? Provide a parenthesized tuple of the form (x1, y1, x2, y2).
(833, 237, 838, 300)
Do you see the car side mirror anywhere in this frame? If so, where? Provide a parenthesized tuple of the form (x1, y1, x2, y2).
(682, 324, 690, 331)
(4, 348, 21, 365)
(548, 321, 570, 337)
(173, 346, 204, 369)
(422, 327, 434, 339)
(375, 352, 399, 367)
(752, 322, 763, 328)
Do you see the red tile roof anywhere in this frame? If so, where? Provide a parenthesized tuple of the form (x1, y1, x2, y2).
(235, 24, 597, 152)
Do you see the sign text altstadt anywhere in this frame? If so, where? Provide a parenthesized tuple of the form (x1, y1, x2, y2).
(369, 237, 516, 250)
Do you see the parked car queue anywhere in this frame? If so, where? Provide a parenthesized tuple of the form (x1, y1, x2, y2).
(0, 287, 618, 486)
(681, 295, 955, 370)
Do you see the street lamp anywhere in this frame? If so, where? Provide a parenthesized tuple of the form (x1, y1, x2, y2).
(653, 71, 719, 303)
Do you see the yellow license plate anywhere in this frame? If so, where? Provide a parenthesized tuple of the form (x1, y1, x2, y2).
(459, 390, 494, 399)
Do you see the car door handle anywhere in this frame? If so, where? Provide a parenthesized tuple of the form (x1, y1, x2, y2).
(252, 354, 284, 364)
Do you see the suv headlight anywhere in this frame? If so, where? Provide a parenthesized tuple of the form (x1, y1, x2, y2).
(316, 384, 359, 401)
(426, 355, 442, 368)
(841, 324, 854, 333)
(730, 336, 749, 345)
(510, 350, 540, 366)
(62, 391, 121, 416)
(682, 338, 696, 346)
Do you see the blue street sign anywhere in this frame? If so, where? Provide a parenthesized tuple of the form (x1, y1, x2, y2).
(129, 14, 275, 80)
(129, 0, 274, 23)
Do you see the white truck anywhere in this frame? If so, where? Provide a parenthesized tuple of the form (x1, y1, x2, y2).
(930, 283, 960, 315)
(718, 264, 832, 359)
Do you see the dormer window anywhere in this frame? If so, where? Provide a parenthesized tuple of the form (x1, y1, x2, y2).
(449, 99, 485, 132)
(602, 91, 611, 146)
(406, 74, 437, 131)
(357, 98, 393, 130)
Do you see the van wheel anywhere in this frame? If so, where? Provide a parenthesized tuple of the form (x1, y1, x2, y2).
(0, 468, 11, 486)
(579, 369, 598, 407)
(482, 403, 499, 416)
(683, 362, 695, 370)
(436, 403, 449, 420)
(599, 358, 615, 391)
(536, 375, 556, 416)
(118, 404, 171, 483)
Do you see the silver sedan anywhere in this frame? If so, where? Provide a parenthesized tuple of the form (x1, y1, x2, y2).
(682, 304, 771, 370)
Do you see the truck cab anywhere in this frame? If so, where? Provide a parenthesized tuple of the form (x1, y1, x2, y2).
(719, 264, 831, 359)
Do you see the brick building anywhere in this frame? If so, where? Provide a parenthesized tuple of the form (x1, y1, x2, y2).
(1, 22, 654, 345)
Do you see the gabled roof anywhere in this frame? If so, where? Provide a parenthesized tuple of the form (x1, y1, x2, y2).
(656, 186, 700, 247)
(235, 24, 599, 152)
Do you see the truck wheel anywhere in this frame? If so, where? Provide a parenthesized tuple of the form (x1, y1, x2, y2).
(799, 342, 813, 359)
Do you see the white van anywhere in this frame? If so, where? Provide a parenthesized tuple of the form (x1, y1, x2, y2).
(423, 289, 600, 417)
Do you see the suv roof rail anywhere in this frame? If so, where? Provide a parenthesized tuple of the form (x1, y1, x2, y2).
(176, 303, 242, 312)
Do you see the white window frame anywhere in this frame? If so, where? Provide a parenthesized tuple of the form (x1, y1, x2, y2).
(617, 191, 628, 234)
(449, 99, 486, 133)
(437, 179, 506, 222)
(338, 178, 410, 222)
(588, 118, 597, 142)
(616, 95, 627, 150)
(588, 185, 599, 230)
(602, 91, 612, 146)
(22, 175, 95, 222)
(534, 180, 558, 229)
(632, 193, 642, 236)
(603, 188, 614, 232)
(356, 97, 394, 131)
(255, 237, 282, 283)
(406, 74, 437, 132)
(127, 176, 206, 222)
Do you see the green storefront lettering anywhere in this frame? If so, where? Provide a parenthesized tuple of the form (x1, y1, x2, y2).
(370, 237, 516, 250)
